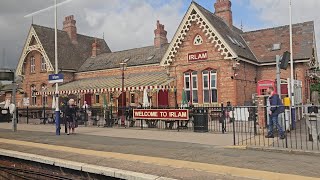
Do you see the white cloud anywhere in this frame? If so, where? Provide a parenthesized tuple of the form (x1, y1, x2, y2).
(79, 0, 183, 51)
(0, 0, 184, 68)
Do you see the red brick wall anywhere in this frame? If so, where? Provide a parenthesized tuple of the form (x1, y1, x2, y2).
(21, 51, 51, 107)
(168, 22, 236, 105)
(257, 62, 309, 103)
(235, 62, 257, 105)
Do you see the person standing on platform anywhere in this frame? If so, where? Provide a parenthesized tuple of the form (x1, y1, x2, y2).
(65, 99, 78, 135)
(265, 87, 285, 139)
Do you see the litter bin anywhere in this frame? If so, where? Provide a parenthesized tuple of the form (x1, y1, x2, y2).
(193, 108, 208, 132)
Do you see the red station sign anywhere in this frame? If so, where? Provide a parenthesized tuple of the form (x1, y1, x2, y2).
(188, 51, 208, 61)
(133, 109, 189, 121)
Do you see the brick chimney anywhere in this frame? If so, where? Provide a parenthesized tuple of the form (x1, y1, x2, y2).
(91, 39, 101, 58)
(63, 15, 77, 44)
(214, 0, 233, 27)
(154, 20, 168, 48)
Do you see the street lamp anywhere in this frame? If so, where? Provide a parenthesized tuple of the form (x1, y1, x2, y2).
(24, 0, 73, 135)
(120, 62, 127, 127)
(42, 86, 47, 124)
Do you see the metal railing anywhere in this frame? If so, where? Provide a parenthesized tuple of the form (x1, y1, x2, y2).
(234, 104, 320, 152)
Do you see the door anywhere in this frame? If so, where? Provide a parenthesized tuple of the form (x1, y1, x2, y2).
(158, 90, 169, 107)
(118, 92, 126, 116)
(85, 94, 92, 106)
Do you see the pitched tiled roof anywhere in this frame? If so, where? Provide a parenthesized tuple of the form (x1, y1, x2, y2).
(79, 44, 169, 72)
(32, 24, 111, 71)
(1, 83, 22, 92)
(193, 2, 257, 62)
(47, 71, 173, 93)
(242, 21, 315, 63)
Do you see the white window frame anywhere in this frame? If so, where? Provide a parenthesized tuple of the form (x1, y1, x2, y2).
(202, 71, 210, 103)
(184, 71, 198, 104)
(191, 71, 198, 104)
(41, 55, 47, 71)
(202, 70, 218, 103)
(41, 84, 47, 105)
(31, 85, 37, 106)
(30, 56, 35, 73)
(184, 72, 191, 103)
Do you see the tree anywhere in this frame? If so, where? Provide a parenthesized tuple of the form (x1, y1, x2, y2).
(311, 82, 320, 92)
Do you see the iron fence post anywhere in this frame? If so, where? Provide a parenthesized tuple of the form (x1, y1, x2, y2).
(253, 106, 257, 135)
(232, 106, 236, 145)
(16, 107, 19, 124)
(85, 106, 87, 127)
(221, 103, 225, 134)
(26, 106, 29, 124)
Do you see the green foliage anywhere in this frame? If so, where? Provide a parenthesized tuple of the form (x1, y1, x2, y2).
(311, 82, 320, 92)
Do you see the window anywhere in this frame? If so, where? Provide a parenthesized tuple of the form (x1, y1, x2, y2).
(193, 35, 203, 45)
(31, 85, 37, 106)
(30, 56, 35, 73)
(184, 71, 198, 104)
(41, 56, 47, 71)
(95, 94, 100, 104)
(202, 70, 218, 103)
(272, 43, 281, 51)
(41, 84, 47, 105)
(130, 93, 135, 103)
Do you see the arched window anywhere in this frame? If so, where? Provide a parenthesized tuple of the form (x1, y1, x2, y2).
(41, 84, 48, 105)
(184, 71, 198, 104)
(30, 56, 35, 73)
(30, 85, 37, 106)
(41, 55, 47, 71)
(202, 70, 218, 103)
(193, 35, 203, 46)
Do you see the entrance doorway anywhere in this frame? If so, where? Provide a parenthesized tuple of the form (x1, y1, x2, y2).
(84, 94, 92, 106)
(158, 90, 169, 107)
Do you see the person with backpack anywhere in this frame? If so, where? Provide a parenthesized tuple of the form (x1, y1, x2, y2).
(265, 87, 285, 139)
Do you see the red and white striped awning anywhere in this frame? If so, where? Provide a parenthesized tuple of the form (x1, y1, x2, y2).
(44, 72, 175, 95)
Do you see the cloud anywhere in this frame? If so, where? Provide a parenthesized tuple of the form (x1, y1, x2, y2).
(0, 0, 184, 68)
(246, 0, 320, 56)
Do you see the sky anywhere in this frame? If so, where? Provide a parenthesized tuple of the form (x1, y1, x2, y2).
(0, 0, 319, 69)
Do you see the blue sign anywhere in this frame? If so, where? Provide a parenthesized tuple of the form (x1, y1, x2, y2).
(49, 74, 64, 84)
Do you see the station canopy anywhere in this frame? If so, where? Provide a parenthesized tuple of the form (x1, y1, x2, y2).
(44, 71, 175, 95)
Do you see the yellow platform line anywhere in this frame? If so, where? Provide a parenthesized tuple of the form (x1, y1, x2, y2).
(0, 138, 318, 180)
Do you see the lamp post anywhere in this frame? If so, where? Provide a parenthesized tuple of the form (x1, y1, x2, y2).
(120, 62, 127, 127)
(42, 86, 47, 124)
(289, 0, 295, 129)
(24, 0, 72, 135)
(53, 0, 61, 135)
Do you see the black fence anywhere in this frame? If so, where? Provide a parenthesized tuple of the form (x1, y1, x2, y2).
(11, 104, 320, 152)
(13, 105, 257, 135)
(234, 105, 320, 152)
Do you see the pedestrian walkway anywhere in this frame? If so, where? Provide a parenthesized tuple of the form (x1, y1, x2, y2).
(0, 127, 320, 179)
(0, 138, 318, 180)
(0, 123, 234, 146)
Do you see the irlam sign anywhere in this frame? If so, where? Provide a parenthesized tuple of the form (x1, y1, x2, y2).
(48, 74, 64, 84)
(133, 109, 189, 121)
(188, 51, 208, 61)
